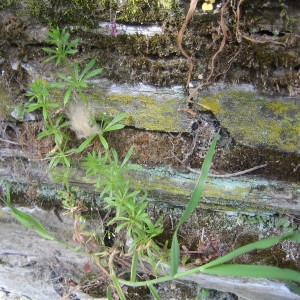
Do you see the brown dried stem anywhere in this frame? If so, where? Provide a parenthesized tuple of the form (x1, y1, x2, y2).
(178, 0, 199, 89)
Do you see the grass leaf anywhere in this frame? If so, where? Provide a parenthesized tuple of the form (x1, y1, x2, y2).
(130, 251, 139, 282)
(176, 132, 219, 230)
(170, 234, 180, 276)
(3, 190, 55, 240)
(148, 284, 160, 299)
(199, 231, 300, 271)
(202, 264, 300, 283)
(77, 134, 97, 153)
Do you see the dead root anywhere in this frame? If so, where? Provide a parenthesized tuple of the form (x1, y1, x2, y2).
(179, 0, 287, 105)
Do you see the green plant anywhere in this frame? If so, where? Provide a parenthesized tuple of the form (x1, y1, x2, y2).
(83, 146, 163, 253)
(4, 131, 300, 299)
(20, 26, 163, 297)
(197, 288, 211, 300)
(5, 26, 300, 299)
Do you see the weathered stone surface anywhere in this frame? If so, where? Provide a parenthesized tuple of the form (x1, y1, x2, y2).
(0, 149, 299, 216)
(0, 207, 99, 300)
(198, 84, 300, 153)
(88, 80, 191, 132)
(133, 167, 300, 215)
(0, 206, 299, 300)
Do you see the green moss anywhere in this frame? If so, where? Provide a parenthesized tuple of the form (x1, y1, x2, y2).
(25, 0, 99, 27)
(0, 0, 16, 9)
(0, 84, 13, 119)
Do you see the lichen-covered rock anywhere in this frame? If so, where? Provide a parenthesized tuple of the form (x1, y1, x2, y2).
(198, 84, 300, 153)
(88, 80, 192, 132)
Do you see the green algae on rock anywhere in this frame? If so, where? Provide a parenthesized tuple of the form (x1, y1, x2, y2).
(198, 86, 300, 153)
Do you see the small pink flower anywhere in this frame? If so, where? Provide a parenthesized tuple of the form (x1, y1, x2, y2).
(106, 20, 118, 37)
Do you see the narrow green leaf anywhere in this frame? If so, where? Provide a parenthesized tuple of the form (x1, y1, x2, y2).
(42, 47, 57, 54)
(202, 264, 300, 283)
(105, 113, 128, 128)
(130, 252, 139, 282)
(38, 130, 52, 139)
(199, 232, 300, 271)
(121, 146, 134, 167)
(148, 284, 160, 300)
(66, 49, 78, 55)
(176, 132, 219, 230)
(83, 68, 103, 80)
(47, 102, 60, 108)
(49, 157, 60, 168)
(63, 156, 71, 168)
(77, 135, 97, 153)
(3, 192, 55, 240)
(68, 39, 79, 48)
(57, 72, 72, 83)
(64, 87, 73, 105)
(170, 234, 180, 276)
(73, 63, 79, 79)
(107, 286, 114, 300)
(110, 275, 126, 300)
(99, 134, 109, 149)
(81, 59, 96, 78)
(104, 124, 125, 132)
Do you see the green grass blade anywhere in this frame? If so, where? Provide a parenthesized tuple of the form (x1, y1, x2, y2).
(83, 68, 103, 80)
(199, 232, 300, 270)
(77, 134, 97, 153)
(104, 124, 125, 132)
(170, 234, 180, 276)
(121, 146, 134, 167)
(176, 132, 219, 230)
(3, 191, 55, 240)
(148, 283, 160, 300)
(81, 59, 96, 78)
(105, 112, 128, 128)
(99, 134, 109, 149)
(130, 251, 139, 282)
(202, 264, 300, 283)
(111, 275, 126, 300)
(107, 286, 114, 300)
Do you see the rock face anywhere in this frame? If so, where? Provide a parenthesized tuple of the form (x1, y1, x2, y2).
(0, 207, 95, 300)
(0, 0, 300, 299)
(198, 84, 300, 153)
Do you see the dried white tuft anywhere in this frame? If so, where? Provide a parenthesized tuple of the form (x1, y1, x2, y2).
(67, 102, 99, 139)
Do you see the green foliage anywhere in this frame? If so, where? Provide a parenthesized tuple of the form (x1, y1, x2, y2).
(5, 26, 300, 299)
(51, 59, 102, 105)
(20, 26, 163, 297)
(84, 146, 140, 194)
(84, 146, 163, 252)
(197, 289, 211, 300)
(42, 27, 79, 66)
(26, 79, 59, 124)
